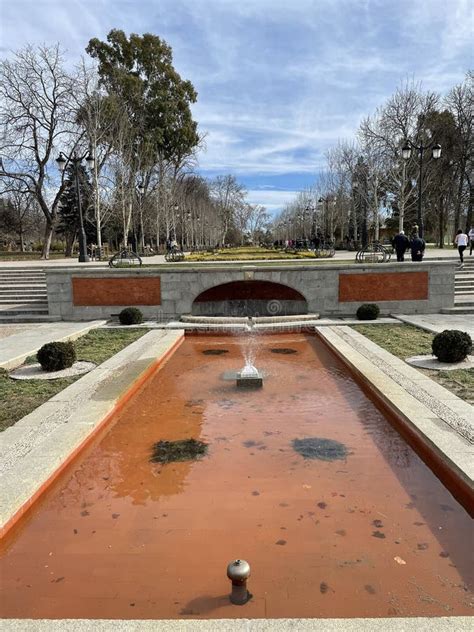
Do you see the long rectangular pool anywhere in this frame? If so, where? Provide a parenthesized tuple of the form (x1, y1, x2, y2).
(0, 334, 472, 619)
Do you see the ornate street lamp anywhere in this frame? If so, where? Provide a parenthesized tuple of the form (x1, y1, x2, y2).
(402, 139, 442, 238)
(56, 151, 95, 263)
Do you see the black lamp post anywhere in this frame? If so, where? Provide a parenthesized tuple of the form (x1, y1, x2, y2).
(56, 151, 95, 263)
(402, 139, 441, 239)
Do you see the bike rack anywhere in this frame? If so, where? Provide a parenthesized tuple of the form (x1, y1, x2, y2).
(355, 242, 391, 264)
(108, 250, 143, 267)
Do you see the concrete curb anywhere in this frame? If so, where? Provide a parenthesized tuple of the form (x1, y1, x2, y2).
(1, 617, 471, 631)
(0, 320, 106, 371)
(0, 329, 184, 537)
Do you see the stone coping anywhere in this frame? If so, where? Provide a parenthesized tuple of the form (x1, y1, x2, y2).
(1, 617, 471, 631)
(0, 329, 184, 537)
(316, 326, 473, 493)
(100, 318, 402, 330)
(44, 260, 457, 276)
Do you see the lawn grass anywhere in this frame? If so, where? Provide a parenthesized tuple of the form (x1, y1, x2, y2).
(186, 246, 335, 262)
(352, 324, 474, 404)
(0, 328, 148, 432)
(0, 251, 65, 261)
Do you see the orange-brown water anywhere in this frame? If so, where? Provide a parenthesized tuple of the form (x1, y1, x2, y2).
(1, 334, 473, 619)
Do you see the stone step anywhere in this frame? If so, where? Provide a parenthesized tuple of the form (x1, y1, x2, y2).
(440, 306, 474, 314)
(0, 283, 47, 292)
(0, 305, 49, 314)
(0, 275, 46, 279)
(0, 298, 48, 305)
(0, 289, 47, 296)
(0, 295, 48, 302)
(0, 270, 46, 274)
(0, 314, 60, 323)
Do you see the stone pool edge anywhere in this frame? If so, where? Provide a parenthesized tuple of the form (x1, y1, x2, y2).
(316, 326, 473, 507)
(1, 616, 471, 631)
(0, 329, 185, 539)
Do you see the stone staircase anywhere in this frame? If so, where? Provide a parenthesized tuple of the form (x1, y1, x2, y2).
(0, 268, 59, 323)
(441, 258, 474, 315)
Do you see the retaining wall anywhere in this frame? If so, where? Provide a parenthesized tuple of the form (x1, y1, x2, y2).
(46, 261, 456, 321)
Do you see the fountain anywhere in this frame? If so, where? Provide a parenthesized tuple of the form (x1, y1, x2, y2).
(236, 318, 263, 388)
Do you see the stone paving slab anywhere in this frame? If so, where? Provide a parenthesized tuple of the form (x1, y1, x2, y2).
(0, 329, 184, 536)
(394, 314, 474, 338)
(316, 326, 473, 491)
(0, 324, 37, 340)
(0, 320, 106, 371)
(1, 617, 471, 631)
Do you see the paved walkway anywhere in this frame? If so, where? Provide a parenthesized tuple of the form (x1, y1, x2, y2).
(395, 314, 474, 339)
(0, 321, 105, 370)
(2, 617, 472, 632)
(0, 247, 463, 268)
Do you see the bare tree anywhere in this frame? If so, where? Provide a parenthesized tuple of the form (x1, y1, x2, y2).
(445, 72, 474, 232)
(0, 45, 81, 258)
(211, 175, 246, 244)
(247, 204, 269, 243)
(75, 61, 118, 253)
(359, 79, 439, 232)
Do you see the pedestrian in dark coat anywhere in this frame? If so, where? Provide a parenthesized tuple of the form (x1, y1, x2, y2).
(410, 233, 425, 262)
(393, 230, 410, 262)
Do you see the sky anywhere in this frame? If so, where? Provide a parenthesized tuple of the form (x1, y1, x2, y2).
(1, 0, 472, 213)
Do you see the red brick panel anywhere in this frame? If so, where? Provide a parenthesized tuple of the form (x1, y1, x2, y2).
(339, 271, 428, 302)
(72, 277, 161, 306)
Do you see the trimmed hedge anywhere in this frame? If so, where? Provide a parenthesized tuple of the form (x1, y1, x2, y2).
(37, 341, 76, 372)
(119, 307, 143, 325)
(432, 329, 472, 363)
(356, 303, 380, 321)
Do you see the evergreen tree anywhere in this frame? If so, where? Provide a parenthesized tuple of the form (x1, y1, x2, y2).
(57, 164, 94, 257)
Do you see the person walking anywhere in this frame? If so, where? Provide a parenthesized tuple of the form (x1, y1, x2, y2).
(410, 232, 425, 262)
(468, 226, 474, 256)
(392, 230, 410, 262)
(454, 229, 468, 266)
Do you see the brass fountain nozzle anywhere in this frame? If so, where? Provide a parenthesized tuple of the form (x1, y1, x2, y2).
(227, 559, 251, 605)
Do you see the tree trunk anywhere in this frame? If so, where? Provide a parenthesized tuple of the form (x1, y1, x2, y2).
(466, 180, 473, 233)
(41, 221, 54, 259)
(65, 232, 76, 257)
(453, 163, 465, 237)
(19, 225, 25, 252)
(438, 198, 444, 248)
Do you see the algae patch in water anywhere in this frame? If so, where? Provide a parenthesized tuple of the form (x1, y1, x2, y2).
(202, 349, 229, 356)
(150, 439, 208, 464)
(292, 437, 348, 461)
(270, 348, 297, 354)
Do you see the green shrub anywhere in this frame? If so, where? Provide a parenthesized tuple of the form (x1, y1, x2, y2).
(37, 341, 76, 372)
(356, 303, 380, 320)
(119, 307, 143, 325)
(432, 330, 472, 363)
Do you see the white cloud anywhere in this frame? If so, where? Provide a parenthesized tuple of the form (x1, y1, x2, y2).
(1, 0, 471, 195)
(246, 189, 300, 213)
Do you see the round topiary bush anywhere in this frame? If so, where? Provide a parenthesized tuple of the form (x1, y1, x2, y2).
(356, 303, 380, 320)
(119, 307, 143, 325)
(432, 329, 472, 363)
(37, 341, 76, 372)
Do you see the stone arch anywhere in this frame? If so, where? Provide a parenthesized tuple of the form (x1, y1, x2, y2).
(192, 280, 308, 316)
